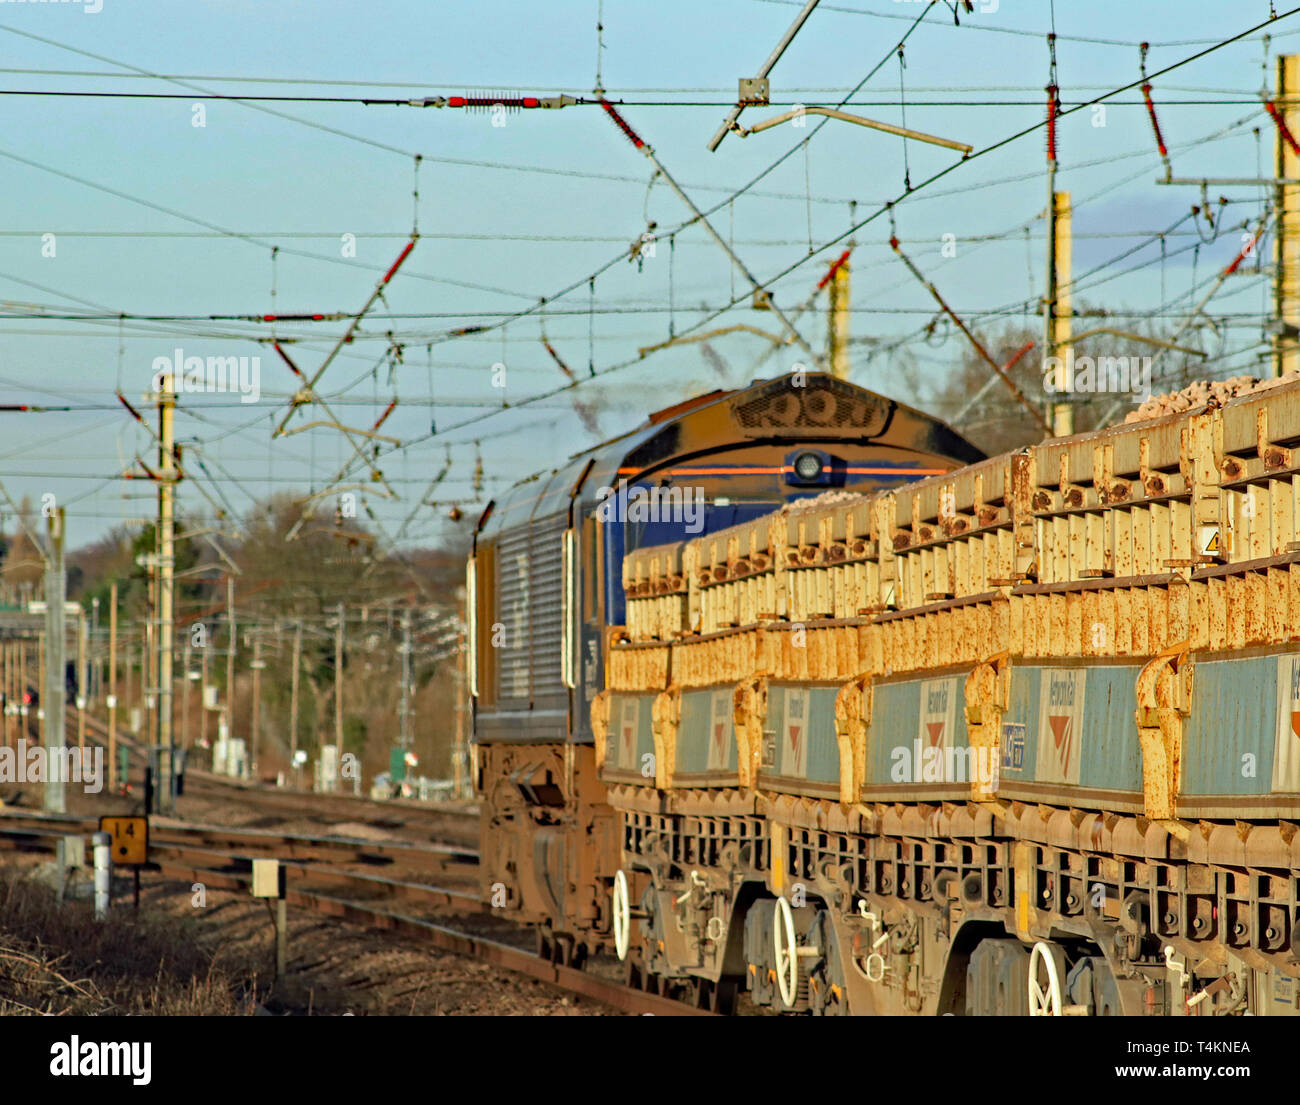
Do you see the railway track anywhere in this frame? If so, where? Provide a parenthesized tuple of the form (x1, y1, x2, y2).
(0, 715, 712, 1015)
(151, 851, 704, 1016)
(70, 708, 480, 836)
(0, 813, 710, 1016)
(0, 808, 479, 867)
(183, 769, 479, 831)
(8, 705, 480, 853)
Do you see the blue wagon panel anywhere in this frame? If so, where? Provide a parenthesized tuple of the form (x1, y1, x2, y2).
(1177, 651, 1300, 816)
(757, 684, 841, 797)
(863, 673, 974, 800)
(675, 686, 739, 786)
(603, 692, 656, 784)
(998, 663, 1143, 810)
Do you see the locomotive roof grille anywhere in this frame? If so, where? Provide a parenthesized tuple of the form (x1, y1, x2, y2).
(730, 376, 892, 438)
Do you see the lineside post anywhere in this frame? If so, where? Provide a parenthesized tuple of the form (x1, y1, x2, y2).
(43, 507, 66, 814)
(1049, 192, 1073, 436)
(156, 372, 177, 812)
(1276, 54, 1300, 377)
(108, 580, 117, 792)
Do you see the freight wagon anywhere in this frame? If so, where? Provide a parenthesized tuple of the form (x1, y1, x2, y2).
(475, 370, 1300, 1016)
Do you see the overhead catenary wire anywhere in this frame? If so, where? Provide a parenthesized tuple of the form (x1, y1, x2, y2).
(0, 24, 887, 211)
(2, 7, 1294, 552)
(409, 7, 1299, 449)
(0, 67, 1291, 96)
(0, 86, 1286, 108)
(752, 0, 1300, 49)
(0, 66, 1258, 387)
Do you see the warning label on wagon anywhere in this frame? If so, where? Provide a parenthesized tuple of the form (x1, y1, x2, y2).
(917, 677, 958, 758)
(707, 688, 731, 771)
(1037, 668, 1086, 786)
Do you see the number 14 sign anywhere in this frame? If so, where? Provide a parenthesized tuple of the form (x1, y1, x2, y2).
(98, 815, 148, 866)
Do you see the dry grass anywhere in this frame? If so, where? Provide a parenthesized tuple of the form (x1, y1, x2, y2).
(0, 869, 259, 1015)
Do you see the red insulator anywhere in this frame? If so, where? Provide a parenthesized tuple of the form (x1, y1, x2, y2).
(448, 94, 536, 112)
(1046, 85, 1058, 163)
(1223, 229, 1261, 277)
(1266, 100, 1300, 157)
(600, 100, 645, 149)
(1142, 83, 1168, 159)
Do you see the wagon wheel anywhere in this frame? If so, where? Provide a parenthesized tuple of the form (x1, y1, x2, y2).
(612, 869, 631, 961)
(773, 897, 801, 1009)
(1028, 941, 1062, 1017)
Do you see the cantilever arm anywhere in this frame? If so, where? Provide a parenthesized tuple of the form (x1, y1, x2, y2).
(738, 106, 972, 154)
(638, 324, 791, 357)
(1068, 327, 1205, 358)
(279, 420, 401, 446)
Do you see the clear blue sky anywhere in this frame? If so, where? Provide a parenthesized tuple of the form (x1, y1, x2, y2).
(0, 0, 1295, 551)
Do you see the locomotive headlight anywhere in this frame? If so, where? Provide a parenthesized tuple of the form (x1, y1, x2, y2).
(785, 448, 841, 488)
(792, 451, 824, 482)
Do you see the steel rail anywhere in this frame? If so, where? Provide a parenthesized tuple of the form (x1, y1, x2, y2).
(0, 821, 713, 1016)
(148, 841, 484, 911)
(146, 853, 713, 1017)
(0, 810, 480, 866)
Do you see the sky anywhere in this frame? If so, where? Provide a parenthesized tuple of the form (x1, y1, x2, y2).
(0, 0, 1296, 553)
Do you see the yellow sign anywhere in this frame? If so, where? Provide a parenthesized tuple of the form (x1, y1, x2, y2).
(99, 815, 148, 866)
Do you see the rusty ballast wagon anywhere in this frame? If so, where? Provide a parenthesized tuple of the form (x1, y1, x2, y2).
(599, 380, 1300, 1015)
